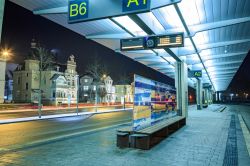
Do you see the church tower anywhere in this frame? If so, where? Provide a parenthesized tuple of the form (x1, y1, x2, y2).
(65, 55, 76, 74)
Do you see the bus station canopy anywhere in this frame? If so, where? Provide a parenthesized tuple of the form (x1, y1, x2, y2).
(10, 0, 250, 91)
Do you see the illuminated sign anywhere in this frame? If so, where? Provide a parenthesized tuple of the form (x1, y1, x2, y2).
(121, 33, 184, 51)
(68, 0, 89, 23)
(189, 70, 202, 78)
(68, 0, 181, 23)
(122, 0, 150, 12)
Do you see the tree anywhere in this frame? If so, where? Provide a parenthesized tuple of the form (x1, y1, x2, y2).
(30, 47, 56, 70)
(98, 87, 107, 103)
(85, 55, 109, 106)
(31, 46, 56, 118)
(85, 55, 109, 82)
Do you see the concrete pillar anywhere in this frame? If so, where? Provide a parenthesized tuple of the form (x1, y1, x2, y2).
(216, 91, 219, 102)
(175, 61, 188, 117)
(196, 79, 202, 110)
(204, 88, 209, 105)
(0, 0, 5, 103)
(0, 60, 6, 103)
(209, 90, 213, 104)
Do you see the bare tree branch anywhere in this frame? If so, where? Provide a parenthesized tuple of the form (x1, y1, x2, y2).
(31, 47, 56, 71)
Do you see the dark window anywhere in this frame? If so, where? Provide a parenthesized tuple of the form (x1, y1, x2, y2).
(53, 91, 56, 98)
(18, 77, 20, 85)
(27, 73, 28, 77)
(26, 83, 28, 90)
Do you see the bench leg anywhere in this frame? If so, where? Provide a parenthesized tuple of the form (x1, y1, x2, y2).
(117, 133, 130, 148)
(131, 135, 150, 150)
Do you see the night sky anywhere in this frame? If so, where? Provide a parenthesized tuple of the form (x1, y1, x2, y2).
(1, 0, 249, 94)
(1, 0, 175, 86)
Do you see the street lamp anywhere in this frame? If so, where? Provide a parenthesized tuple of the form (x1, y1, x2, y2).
(230, 93, 234, 101)
(1, 49, 11, 61)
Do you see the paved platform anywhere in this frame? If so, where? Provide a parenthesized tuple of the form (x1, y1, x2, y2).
(0, 104, 249, 166)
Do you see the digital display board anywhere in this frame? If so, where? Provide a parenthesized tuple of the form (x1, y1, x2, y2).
(120, 38, 144, 51)
(121, 33, 184, 51)
(133, 75, 177, 131)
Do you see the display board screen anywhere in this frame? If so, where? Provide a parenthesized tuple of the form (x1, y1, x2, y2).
(121, 33, 184, 51)
(133, 75, 177, 131)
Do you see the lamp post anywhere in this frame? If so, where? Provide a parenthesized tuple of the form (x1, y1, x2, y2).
(38, 54, 43, 118)
(76, 75, 79, 115)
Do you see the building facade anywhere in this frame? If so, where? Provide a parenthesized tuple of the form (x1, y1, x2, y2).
(13, 55, 78, 105)
(79, 75, 116, 103)
(4, 79, 13, 102)
(115, 85, 134, 103)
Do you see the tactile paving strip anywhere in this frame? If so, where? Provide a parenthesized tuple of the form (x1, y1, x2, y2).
(223, 115, 238, 166)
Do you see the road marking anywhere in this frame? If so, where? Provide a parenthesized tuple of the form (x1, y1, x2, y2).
(238, 114, 250, 157)
(0, 108, 133, 124)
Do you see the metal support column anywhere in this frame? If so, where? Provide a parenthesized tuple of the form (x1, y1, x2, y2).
(175, 61, 188, 117)
(196, 79, 202, 110)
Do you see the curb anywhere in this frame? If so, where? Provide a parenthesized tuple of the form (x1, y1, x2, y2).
(219, 106, 227, 112)
(0, 108, 133, 125)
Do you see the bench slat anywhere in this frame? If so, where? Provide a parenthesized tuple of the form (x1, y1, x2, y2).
(117, 126, 133, 133)
(136, 116, 185, 134)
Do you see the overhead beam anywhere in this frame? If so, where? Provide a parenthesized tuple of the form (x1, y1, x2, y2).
(199, 39, 250, 51)
(86, 33, 129, 39)
(147, 62, 169, 67)
(177, 39, 250, 56)
(134, 56, 160, 60)
(164, 17, 250, 37)
(211, 73, 235, 77)
(33, 6, 67, 15)
(189, 54, 246, 65)
(212, 77, 233, 81)
(201, 52, 248, 61)
(205, 60, 243, 67)
(207, 67, 239, 72)
(88, 17, 250, 40)
(210, 70, 237, 75)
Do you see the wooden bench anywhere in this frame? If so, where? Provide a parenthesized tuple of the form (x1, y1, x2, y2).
(130, 116, 186, 150)
(116, 126, 133, 148)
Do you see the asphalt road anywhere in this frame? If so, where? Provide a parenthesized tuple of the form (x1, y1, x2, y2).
(0, 110, 132, 151)
(0, 106, 125, 120)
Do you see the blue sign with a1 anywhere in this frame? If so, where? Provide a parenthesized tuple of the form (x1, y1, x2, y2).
(122, 0, 150, 12)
